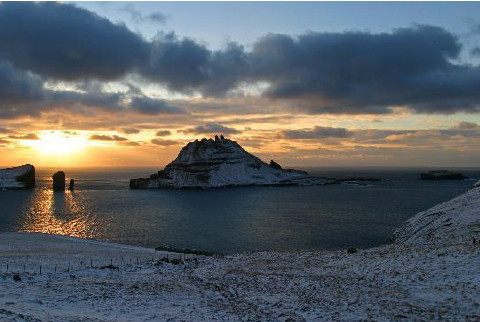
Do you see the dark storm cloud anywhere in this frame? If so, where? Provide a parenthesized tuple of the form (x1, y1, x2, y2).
(129, 97, 187, 115)
(281, 126, 353, 139)
(136, 33, 249, 96)
(0, 2, 148, 81)
(0, 61, 44, 105)
(249, 26, 480, 114)
(0, 59, 189, 118)
(89, 134, 128, 141)
(1, 2, 480, 117)
(180, 123, 240, 135)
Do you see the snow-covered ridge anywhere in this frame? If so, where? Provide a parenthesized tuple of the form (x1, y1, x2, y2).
(394, 182, 480, 246)
(0, 164, 35, 190)
(130, 136, 312, 189)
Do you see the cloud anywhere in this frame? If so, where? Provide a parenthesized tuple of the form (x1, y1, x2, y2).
(0, 62, 189, 118)
(248, 25, 480, 114)
(454, 121, 479, 130)
(121, 128, 141, 134)
(150, 138, 178, 146)
(180, 123, 240, 135)
(280, 126, 353, 139)
(280, 125, 480, 147)
(1, 3, 480, 117)
(89, 134, 128, 141)
(0, 2, 148, 81)
(118, 141, 141, 146)
(470, 47, 480, 57)
(156, 130, 171, 136)
(8, 133, 40, 140)
(0, 60, 44, 116)
(122, 4, 168, 24)
(129, 97, 187, 115)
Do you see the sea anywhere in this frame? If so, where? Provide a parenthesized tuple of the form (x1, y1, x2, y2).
(1, 167, 479, 253)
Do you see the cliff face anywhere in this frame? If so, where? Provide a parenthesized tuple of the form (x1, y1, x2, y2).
(130, 137, 310, 189)
(0, 164, 35, 189)
(394, 182, 480, 246)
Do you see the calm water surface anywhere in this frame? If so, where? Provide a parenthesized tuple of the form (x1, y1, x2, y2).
(1, 167, 478, 253)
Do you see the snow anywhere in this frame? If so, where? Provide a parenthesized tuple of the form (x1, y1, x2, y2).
(0, 233, 479, 320)
(2, 183, 480, 320)
(131, 137, 311, 189)
(394, 184, 480, 246)
(0, 164, 34, 189)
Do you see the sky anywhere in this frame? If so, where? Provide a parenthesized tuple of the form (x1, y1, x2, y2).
(1, 1, 480, 168)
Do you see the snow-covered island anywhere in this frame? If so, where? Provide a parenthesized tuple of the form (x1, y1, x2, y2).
(1, 181, 480, 320)
(0, 164, 35, 190)
(130, 136, 321, 189)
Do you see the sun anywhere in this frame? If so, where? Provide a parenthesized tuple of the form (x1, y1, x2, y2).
(25, 131, 88, 156)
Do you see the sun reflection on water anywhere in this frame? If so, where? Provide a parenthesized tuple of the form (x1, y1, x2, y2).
(20, 188, 99, 239)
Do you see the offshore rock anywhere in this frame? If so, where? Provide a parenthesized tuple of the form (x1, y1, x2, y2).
(130, 137, 313, 189)
(52, 171, 66, 191)
(69, 179, 75, 190)
(0, 164, 35, 190)
(420, 170, 468, 180)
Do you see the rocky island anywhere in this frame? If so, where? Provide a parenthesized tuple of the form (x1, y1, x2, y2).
(0, 164, 35, 190)
(420, 170, 468, 180)
(130, 136, 319, 189)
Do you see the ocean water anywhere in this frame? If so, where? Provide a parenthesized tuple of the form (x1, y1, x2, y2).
(1, 167, 479, 253)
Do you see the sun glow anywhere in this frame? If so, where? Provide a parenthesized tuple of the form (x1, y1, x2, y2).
(24, 131, 89, 156)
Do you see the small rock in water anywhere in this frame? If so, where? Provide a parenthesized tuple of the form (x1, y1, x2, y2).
(52, 171, 65, 191)
(69, 178, 75, 190)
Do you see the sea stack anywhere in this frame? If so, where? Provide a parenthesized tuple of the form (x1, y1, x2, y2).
(130, 136, 311, 189)
(0, 164, 35, 190)
(69, 179, 75, 190)
(52, 171, 66, 191)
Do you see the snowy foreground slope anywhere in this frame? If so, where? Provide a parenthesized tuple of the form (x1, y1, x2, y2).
(1, 185, 480, 321)
(130, 137, 314, 189)
(394, 180, 480, 246)
(0, 164, 35, 189)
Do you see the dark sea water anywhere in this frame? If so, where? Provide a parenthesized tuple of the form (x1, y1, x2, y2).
(1, 167, 479, 253)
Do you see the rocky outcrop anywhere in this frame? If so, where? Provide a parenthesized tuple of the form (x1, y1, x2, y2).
(69, 179, 75, 190)
(420, 170, 468, 180)
(52, 171, 65, 191)
(394, 183, 480, 246)
(269, 160, 282, 170)
(0, 164, 35, 190)
(130, 137, 313, 189)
